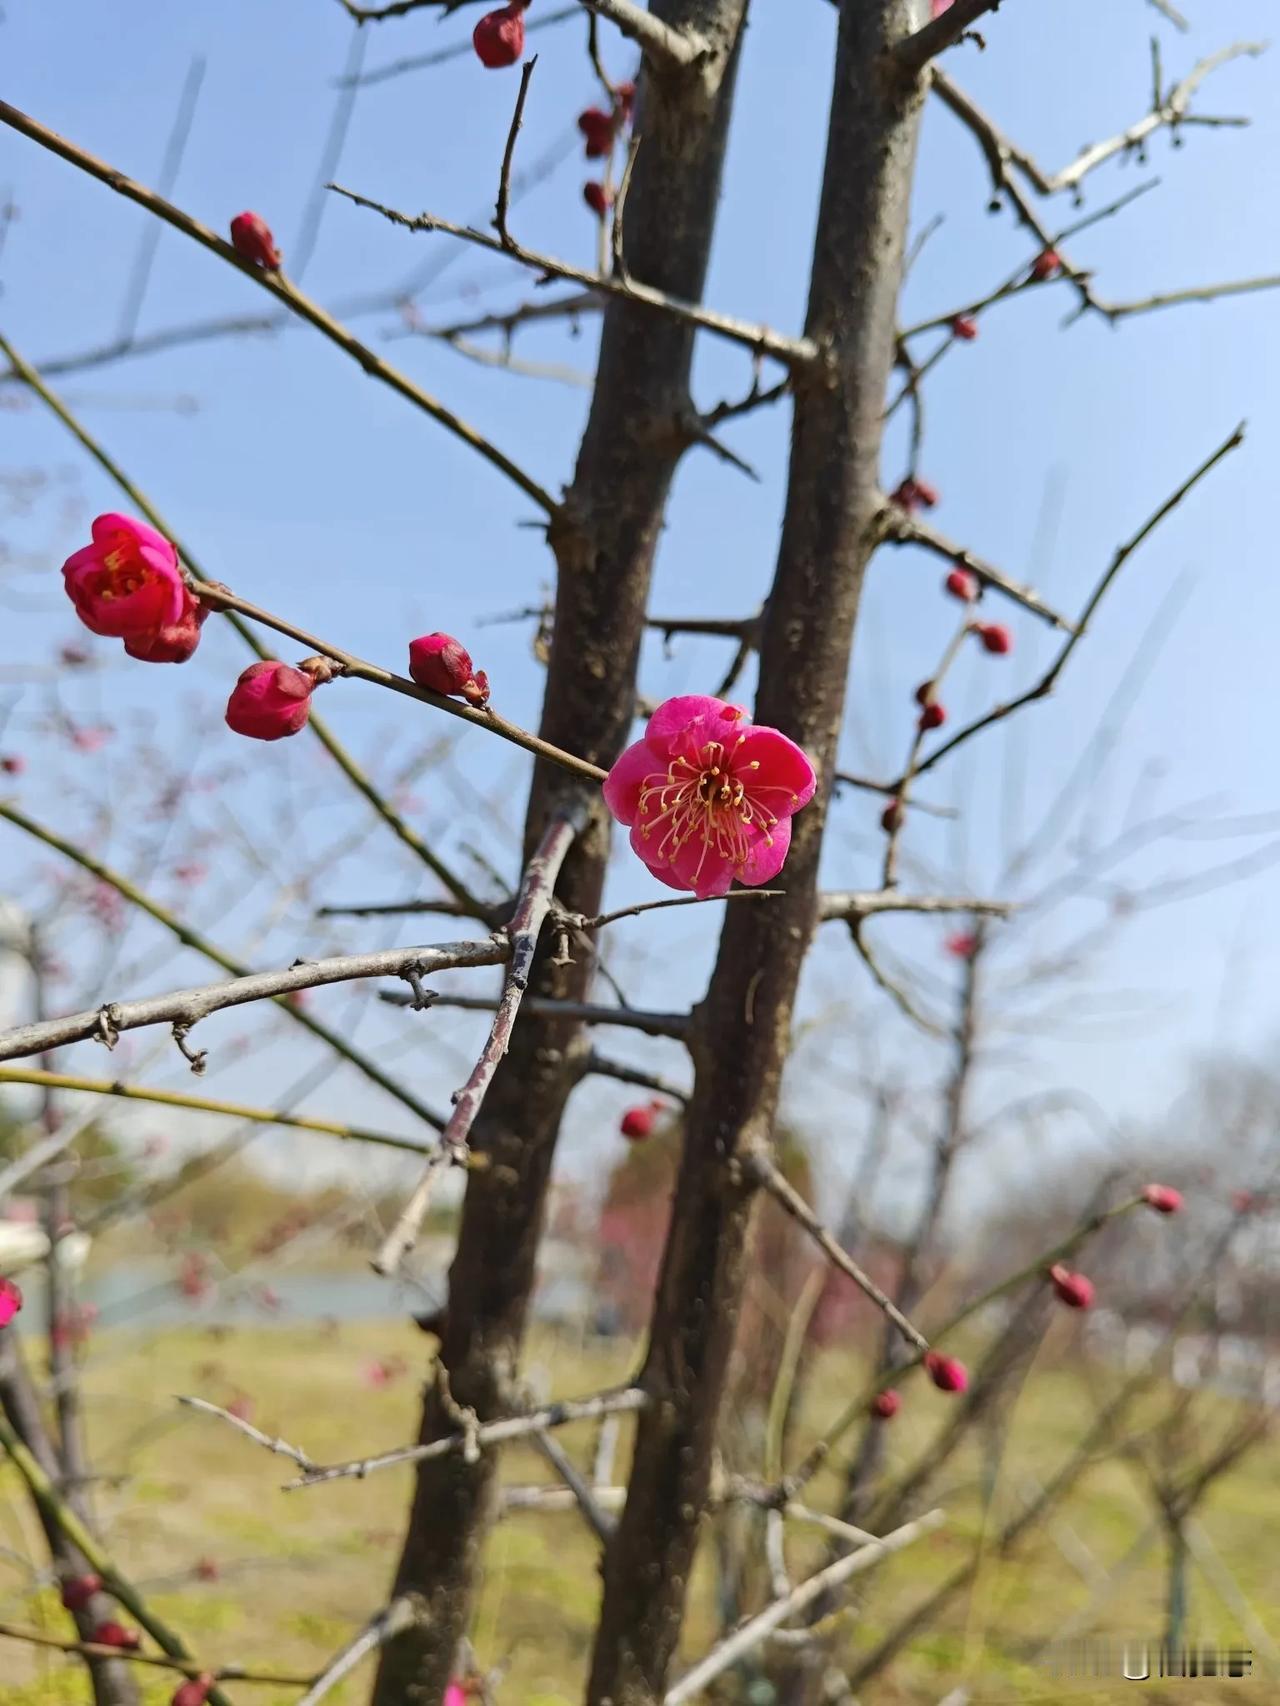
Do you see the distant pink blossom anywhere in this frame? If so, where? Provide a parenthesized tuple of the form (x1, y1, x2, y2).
(444, 1685, 468, 1706)
(603, 695, 816, 899)
(225, 661, 313, 741)
(0, 1277, 23, 1329)
(931, 0, 954, 15)
(62, 514, 185, 640)
(944, 931, 977, 960)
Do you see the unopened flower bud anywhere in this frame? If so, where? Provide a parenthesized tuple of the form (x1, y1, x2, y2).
(224, 661, 314, 741)
(924, 1350, 968, 1393)
(583, 181, 613, 218)
(870, 1388, 901, 1420)
(229, 212, 282, 271)
(1048, 1263, 1095, 1310)
(408, 632, 486, 703)
(945, 567, 978, 601)
(1143, 1183, 1182, 1215)
(171, 1677, 215, 1706)
(880, 799, 904, 833)
(918, 702, 946, 732)
(975, 622, 1013, 655)
(92, 1622, 140, 1651)
(577, 106, 615, 159)
(620, 1103, 662, 1141)
(60, 1573, 102, 1612)
(951, 315, 979, 341)
(1030, 248, 1061, 282)
(473, 2, 527, 68)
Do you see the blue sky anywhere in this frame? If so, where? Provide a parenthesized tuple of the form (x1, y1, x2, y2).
(1, 0, 1278, 1227)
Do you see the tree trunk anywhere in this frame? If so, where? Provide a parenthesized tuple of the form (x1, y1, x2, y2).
(586, 6, 928, 1700)
(371, 7, 750, 1700)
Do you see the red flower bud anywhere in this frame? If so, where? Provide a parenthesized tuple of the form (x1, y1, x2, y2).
(408, 632, 489, 706)
(616, 79, 636, 121)
(92, 1622, 140, 1651)
(870, 1388, 901, 1420)
(924, 1351, 968, 1393)
(944, 931, 977, 960)
(912, 476, 939, 508)
(975, 622, 1013, 655)
(225, 661, 315, 741)
(60, 1573, 102, 1612)
(620, 1103, 660, 1141)
(880, 799, 904, 833)
(472, 2, 527, 68)
(0, 754, 23, 776)
(918, 702, 946, 732)
(0, 1276, 22, 1328)
(171, 1677, 215, 1706)
(1048, 1263, 1094, 1310)
(1030, 248, 1061, 282)
(950, 315, 979, 341)
(195, 1557, 220, 1582)
(583, 181, 613, 218)
(945, 567, 978, 601)
(123, 589, 210, 665)
(1144, 1183, 1182, 1215)
(229, 212, 281, 272)
(577, 106, 616, 159)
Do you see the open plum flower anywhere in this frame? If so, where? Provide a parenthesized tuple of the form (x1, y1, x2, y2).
(603, 695, 816, 899)
(62, 513, 186, 640)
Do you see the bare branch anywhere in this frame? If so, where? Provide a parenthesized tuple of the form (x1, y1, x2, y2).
(581, 1051, 689, 1102)
(288, 1388, 649, 1490)
(532, 1430, 617, 1544)
(579, 0, 708, 68)
(0, 329, 495, 918)
(0, 101, 560, 515)
(902, 423, 1245, 787)
(0, 799, 453, 1126)
(293, 1600, 421, 1706)
(192, 579, 609, 785)
(329, 184, 821, 372)
(373, 807, 585, 1275)
(882, 505, 1076, 632)
(1084, 272, 1280, 324)
(178, 1396, 316, 1473)
(0, 935, 505, 1067)
(0, 1411, 236, 1706)
(895, 0, 1007, 77)
(818, 890, 1013, 923)
(0, 1623, 310, 1688)
(663, 1510, 946, 1704)
(933, 44, 1264, 200)
(741, 1148, 930, 1355)
(0, 1068, 436, 1156)
(381, 988, 692, 1038)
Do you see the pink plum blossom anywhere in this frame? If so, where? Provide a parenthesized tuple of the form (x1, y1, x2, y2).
(0, 1277, 22, 1328)
(444, 1685, 468, 1706)
(62, 514, 186, 640)
(603, 695, 816, 899)
(123, 589, 209, 664)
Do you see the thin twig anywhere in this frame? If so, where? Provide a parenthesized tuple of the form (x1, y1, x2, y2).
(496, 58, 538, 245)
(380, 988, 691, 1038)
(329, 183, 821, 372)
(292, 1598, 420, 1706)
(742, 1147, 930, 1355)
(0, 1068, 438, 1155)
(0, 328, 494, 918)
(0, 926, 505, 1068)
(193, 579, 609, 785)
(663, 1511, 946, 1703)
(902, 424, 1245, 787)
(288, 1387, 649, 1490)
(882, 506, 1074, 631)
(894, 0, 1006, 76)
(0, 799, 453, 1126)
(0, 100, 560, 515)
(0, 1622, 311, 1687)
(373, 807, 585, 1275)
(0, 1412, 236, 1706)
(532, 1429, 616, 1544)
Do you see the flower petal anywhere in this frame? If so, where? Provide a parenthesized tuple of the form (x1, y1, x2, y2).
(737, 726, 817, 814)
(628, 821, 697, 891)
(738, 814, 792, 886)
(663, 834, 737, 899)
(645, 695, 748, 751)
(603, 738, 662, 827)
(92, 512, 176, 563)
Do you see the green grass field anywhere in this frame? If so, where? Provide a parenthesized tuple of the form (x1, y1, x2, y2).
(0, 1319, 1273, 1704)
